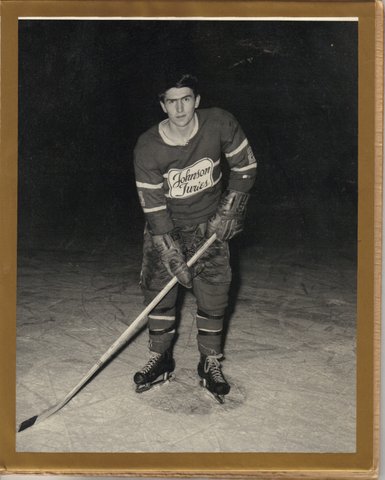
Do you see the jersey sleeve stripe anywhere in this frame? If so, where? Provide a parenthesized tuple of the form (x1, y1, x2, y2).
(136, 181, 163, 189)
(225, 138, 249, 158)
(143, 205, 167, 213)
(231, 162, 257, 172)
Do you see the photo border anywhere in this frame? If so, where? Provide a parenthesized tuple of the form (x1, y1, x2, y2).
(0, 0, 382, 477)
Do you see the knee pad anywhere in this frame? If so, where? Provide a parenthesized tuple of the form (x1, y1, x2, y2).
(143, 282, 178, 311)
(194, 279, 230, 316)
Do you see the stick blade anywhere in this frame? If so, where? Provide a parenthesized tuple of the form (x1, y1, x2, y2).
(18, 415, 38, 432)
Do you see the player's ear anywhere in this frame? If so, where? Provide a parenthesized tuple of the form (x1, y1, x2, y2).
(194, 94, 201, 109)
(160, 101, 167, 113)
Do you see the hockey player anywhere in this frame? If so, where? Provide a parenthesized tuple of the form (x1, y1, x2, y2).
(133, 73, 256, 402)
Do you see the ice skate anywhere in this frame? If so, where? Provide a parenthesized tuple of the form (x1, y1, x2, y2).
(198, 354, 230, 404)
(134, 350, 175, 393)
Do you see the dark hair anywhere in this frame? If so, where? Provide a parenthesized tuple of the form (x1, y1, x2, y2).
(158, 73, 199, 102)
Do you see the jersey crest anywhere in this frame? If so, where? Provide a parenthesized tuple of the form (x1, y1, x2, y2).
(167, 158, 215, 199)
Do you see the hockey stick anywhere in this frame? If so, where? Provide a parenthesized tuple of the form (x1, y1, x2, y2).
(18, 233, 217, 432)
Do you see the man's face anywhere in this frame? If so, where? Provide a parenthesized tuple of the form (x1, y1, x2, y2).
(160, 87, 201, 128)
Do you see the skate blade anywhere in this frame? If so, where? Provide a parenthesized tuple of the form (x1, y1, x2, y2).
(199, 379, 225, 404)
(135, 372, 175, 393)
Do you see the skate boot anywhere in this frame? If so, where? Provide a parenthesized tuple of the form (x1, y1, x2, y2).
(134, 350, 175, 393)
(198, 354, 230, 403)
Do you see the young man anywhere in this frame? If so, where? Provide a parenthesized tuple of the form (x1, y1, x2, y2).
(133, 73, 256, 402)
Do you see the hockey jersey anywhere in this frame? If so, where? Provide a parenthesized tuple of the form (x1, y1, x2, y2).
(134, 107, 257, 235)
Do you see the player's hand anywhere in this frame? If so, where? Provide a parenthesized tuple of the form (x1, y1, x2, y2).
(206, 190, 250, 242)
(152, 232, 192, 288)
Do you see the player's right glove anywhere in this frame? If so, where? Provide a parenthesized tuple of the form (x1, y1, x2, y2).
(152, 231, 192, 288)
(206, 189, 250, 242)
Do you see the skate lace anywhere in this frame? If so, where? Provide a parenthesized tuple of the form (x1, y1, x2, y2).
(141, 352, 162, 374)
(204, 355, 225, 383)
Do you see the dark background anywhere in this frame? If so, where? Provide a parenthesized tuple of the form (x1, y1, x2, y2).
(18, 20, 358, 255)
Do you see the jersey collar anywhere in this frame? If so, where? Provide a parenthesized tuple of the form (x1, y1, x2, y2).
(158, 113, 199, 146)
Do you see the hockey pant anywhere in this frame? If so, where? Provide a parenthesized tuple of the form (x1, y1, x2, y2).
(140, 223, 232, 356)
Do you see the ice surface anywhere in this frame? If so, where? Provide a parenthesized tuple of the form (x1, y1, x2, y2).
(16, 244, 356, 452)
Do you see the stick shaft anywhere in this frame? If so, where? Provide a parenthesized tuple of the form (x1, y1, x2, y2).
(29, 234, 217, 426)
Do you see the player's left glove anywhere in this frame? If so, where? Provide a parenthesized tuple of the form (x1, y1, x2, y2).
(206, 189, 250, 242)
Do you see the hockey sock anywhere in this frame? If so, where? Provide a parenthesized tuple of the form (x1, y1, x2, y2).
(196, 309, 224, 356)
(148, 309, 176, 353)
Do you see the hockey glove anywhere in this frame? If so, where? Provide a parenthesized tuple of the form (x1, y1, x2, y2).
(152, 231, 192, 288)
(207, 190, 250, 242)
